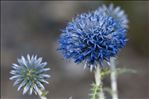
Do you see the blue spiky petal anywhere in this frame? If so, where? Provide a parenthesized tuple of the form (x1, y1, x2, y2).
(10, 54, 50, 95)
(58, 4, 128, 70)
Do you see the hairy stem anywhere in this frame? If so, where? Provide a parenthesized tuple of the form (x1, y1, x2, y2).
(95, 65, 105, 99)
(91, 83, 100, 99)
(110, 57, 118, 99)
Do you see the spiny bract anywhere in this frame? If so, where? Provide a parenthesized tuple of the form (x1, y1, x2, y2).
(58, 4, 128, 70)
(10, 54, 50, 95)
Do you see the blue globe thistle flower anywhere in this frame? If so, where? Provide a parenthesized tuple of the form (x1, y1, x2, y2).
(58, 4, 128, 70)
(10, 54, 50, 95)
(95, 4, 129, 28)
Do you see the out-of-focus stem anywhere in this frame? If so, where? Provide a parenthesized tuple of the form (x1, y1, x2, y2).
(110, 57, 118, 99)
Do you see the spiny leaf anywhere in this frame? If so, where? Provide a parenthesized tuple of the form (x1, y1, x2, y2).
(116, 68, 137, 75)
(90, 83, 102, 99)
(100, 68, 136, 79)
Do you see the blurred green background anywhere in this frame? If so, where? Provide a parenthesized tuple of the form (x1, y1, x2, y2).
(1, 1, 149, 99)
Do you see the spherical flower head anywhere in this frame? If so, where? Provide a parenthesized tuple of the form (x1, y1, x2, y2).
(10, 54, 50, 95)
(58, 5, 128, 70)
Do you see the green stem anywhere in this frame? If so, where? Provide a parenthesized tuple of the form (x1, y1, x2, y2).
(91, 83, 100, 99)
(95, 65, 105, 99)
(38, 89, 48, 99)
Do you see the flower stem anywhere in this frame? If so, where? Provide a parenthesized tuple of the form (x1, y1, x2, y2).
(38, 89, 48, 99)
(110, 57, 118, 99)
(95, 65, 105, 99)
